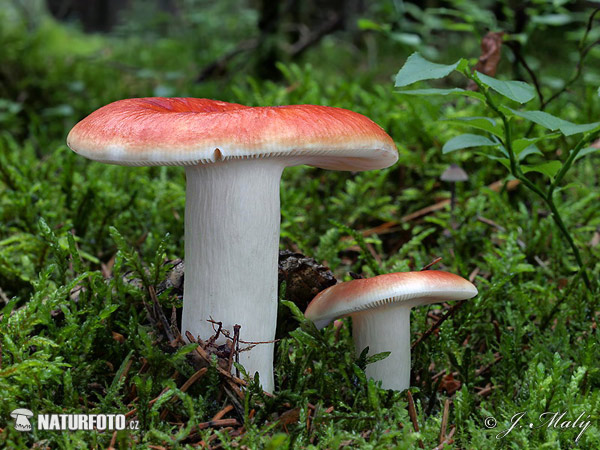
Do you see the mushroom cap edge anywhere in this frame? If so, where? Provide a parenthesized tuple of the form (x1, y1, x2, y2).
(304, 270, 477, 329)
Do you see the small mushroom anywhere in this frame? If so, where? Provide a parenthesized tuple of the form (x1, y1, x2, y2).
(11, 408, 33, 431)
(304, 271, 477, 390)
(440, 164, 468, 212)
(67, 98, 397, 392)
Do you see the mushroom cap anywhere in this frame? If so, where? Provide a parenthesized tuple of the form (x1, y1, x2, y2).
(305, 271, 477, 329)
(67, 98, 398, 171)
(10, 408, 33, 418)
(440, 164, 469, 182)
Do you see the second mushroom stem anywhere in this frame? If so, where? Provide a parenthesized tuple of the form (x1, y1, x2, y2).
(182, 159, 286, 393)
(352, 303, 411, 391)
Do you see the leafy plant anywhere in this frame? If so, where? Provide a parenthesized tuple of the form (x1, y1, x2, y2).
(395, 50, 600, 293)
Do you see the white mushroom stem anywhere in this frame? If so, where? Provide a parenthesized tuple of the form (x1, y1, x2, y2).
(182, 159, 286, 393)
(351, 303, 412, 391)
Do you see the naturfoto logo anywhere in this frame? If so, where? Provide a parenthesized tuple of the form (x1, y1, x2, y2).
(10, 409, 33, 432)
(9, 409, 139, 432)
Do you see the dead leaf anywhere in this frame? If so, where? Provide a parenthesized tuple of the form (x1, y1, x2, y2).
(439, 373, 461, 395)
(112, 331, 125, 343)
(468, 31, 504, 90)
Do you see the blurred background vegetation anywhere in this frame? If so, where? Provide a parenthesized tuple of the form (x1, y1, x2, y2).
(1, 0, 600, 448)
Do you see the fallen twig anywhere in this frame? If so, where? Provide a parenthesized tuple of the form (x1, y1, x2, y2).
(212, 405, 234, 421)
(439, 398, 450, 445)
(432, 425, 456, 450)
(407, 391, 425, 449)
(421, 257, 442, 271)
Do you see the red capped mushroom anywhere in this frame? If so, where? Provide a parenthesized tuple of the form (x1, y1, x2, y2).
(67, 98, 397, 392)
(305, 271, 477, 390)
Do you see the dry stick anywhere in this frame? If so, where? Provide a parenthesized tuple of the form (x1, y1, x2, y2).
(183, 330, 244, 400)
(234, 324, 240, 378)
(197, 433, 221, 449)
(208, 319, 223, 345)
(193, 418, 240, 432)
(212, 405, 234, 421)
(170, 306, 178, 334)
(227, 325, 240, 373)
(407, 391, 425, 449)
(185, 331, 275, 399)
(421, 257, 442, 271)
(411, 303, 464, 351)
(223, 385, 245, 421)
(207, 319, 279, 346)
(180, 368, 209, 393)
(187, 332, 244, 399)
(107, 430, 118, 450)
(439, 399, 450, 445)
(432, 426, 456, 450)
(119, 358, 133, 383)
(476, 384, 499, 397)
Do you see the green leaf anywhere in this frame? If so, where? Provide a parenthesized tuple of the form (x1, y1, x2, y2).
(531, 14, 572, 26)
(442, 134, 498, 154)
(395, 88, 485, 100)
(506, 108, 600, 136)
(522, 161, 563, 178)
(366, 351, 391, 365)
(442, 116, 503, 137)
(389, 32, 421, 46)
(512, 133, 561, 154)
(367, 379, 381, 410)
(357, 19, 389, 32)
(394, 53, 467, 87)
(573, 146, 600, 162)
(99, 304, 119, 320)
(281, 300, 306, 323)
(560, 123, 600, 136)
(477, 153, 511, 169)
(517, 144, 543, 161)
(475, 72, 536, 104)
(174, 343, 200, 358)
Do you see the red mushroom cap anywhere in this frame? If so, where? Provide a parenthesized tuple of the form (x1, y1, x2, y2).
(67, 98, 397, 171)
(305, 271, 477, 329)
